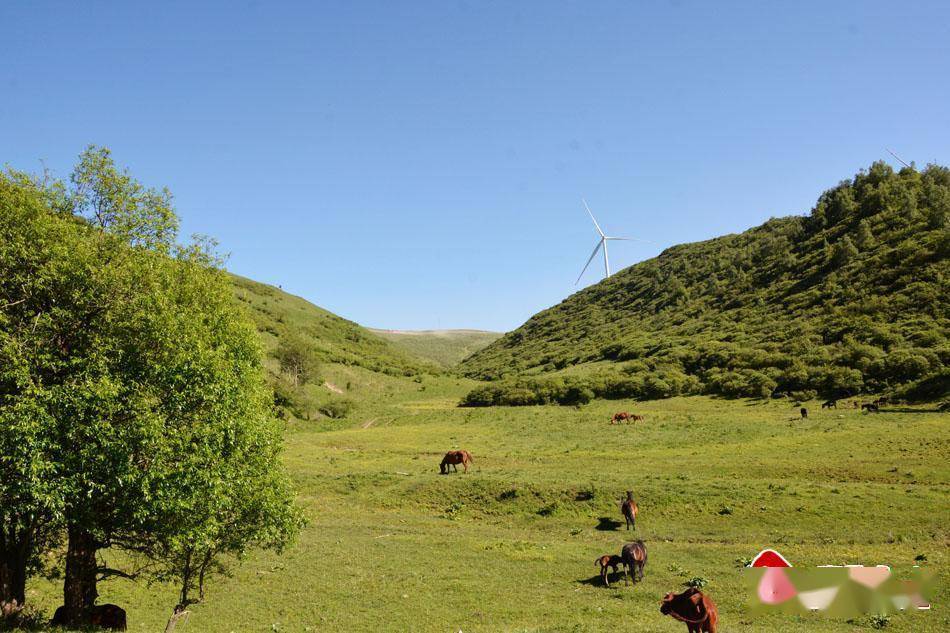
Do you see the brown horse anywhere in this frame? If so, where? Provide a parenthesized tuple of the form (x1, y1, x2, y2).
(595, 554, 623, 587)
(620, 540, 647, 585)
(620, 491, 639, 530)
(800, 407, 808, 419)
(821, 399, 837, 409)
(51, 604, 127, 631)
(862, 402, 879, 413)
(630, 414, 644, 422)
(660, 587, 718, 633)
(440, 450, 473, 474)
(611, 412, 631, 424)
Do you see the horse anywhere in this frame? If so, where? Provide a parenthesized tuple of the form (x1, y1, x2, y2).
(630, 414, 645, 422)
(621, 491, 639, 530)
(595, 554, 623, 587)
(620, 540, 648, 585)
(439, 450, 473, 474)
(861, 403, 879, 413)
(821, 399, 837, 409)
(800, 407, 808, 419)
(611, 412, 631, 424)
(660, 587, 718, 633)
(51, 604, 127, 631)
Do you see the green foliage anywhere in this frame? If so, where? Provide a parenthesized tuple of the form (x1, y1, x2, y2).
(319, 398, 355, 419)
(0, 149, 302, 621)
(462, 162, 950, 403)
(275, 329, 322, 386)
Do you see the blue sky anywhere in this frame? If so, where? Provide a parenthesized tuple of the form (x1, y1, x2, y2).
(2, 2, 948, 331)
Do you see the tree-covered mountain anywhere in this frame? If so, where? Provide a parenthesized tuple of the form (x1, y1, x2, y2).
(459, 162, 949, 405)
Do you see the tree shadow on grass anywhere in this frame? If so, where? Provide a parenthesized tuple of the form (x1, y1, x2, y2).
(595, 516, 623, 531)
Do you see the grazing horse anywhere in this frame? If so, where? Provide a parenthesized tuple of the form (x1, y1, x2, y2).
(620, 540, 648, 585)
(821, 399, 837, 409)
(611, 412, 631, 424)
(660, 588, 719, 633)
(51, 604, 127, 631)
(861, 403, 879, 413)
(621, 491, 639, 530)
(439, 450, 473, 474)
(800, 407, 808, 419)
(595, 554, 623, 587)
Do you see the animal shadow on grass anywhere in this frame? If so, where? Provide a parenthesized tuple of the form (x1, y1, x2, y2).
(595, 516, 624, 531)
(577, 572, 624, 587)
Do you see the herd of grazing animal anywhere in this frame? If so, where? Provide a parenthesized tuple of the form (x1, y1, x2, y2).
(439, 447, 718, 631)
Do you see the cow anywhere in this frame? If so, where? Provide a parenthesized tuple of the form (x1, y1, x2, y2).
(51, 604, 127, 631)
(611, 412, 631, 424)
(861, 403, 879, 413)
(620, 491, 639, 530)
(630, 414, 645, 422)
(620, 540, 648, 585)
(821, 399, 837, 409)
(439, 450, 473, 474)
(660, 587, 719, 633)
(800, 407, 808, 419)
(595, 554, 623, 587)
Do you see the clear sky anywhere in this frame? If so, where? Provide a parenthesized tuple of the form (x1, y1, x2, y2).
(2, 2, 948, 331)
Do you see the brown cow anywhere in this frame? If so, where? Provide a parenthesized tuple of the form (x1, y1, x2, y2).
(611, 412, 631, 424)
(595, 554, 623, 587)
(620, 491, 639, 530)
(861, 402, 879, 413)
(821, 399, 837, 409)
(630, 414, 644, 422)
(660, 588, 718, 633)
(620, 540, 647, 585)
(51, 604, 127, 631)
(800, 407, 808, 419)
(440, 450, 473, 474)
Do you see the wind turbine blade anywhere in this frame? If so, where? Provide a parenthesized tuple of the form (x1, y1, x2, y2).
(575, 240, 603, 285)
(886, 148, 911, 168)
(606, 236, 654, 243)
(582, 198, 605, 237)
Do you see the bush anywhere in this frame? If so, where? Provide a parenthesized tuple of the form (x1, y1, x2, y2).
(319, 399, 354, 419)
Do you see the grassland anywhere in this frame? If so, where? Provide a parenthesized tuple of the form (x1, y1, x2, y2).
(370, 329, 502, 368)
(24, 369, 949, 632)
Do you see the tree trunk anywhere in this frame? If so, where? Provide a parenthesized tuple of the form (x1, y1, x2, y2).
(62, 525, 98, 625)
(0, 527, 29, 608)
(164, 606, 190, 633)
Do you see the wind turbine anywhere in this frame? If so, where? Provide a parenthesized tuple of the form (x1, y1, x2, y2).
(575, 198, 632, 285)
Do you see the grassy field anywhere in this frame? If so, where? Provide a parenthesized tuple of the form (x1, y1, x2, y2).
(25, 370, 948, 632)
(370, 329, 502, 368)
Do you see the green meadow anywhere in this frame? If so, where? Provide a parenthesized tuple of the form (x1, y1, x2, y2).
(26, 368, 948, 632)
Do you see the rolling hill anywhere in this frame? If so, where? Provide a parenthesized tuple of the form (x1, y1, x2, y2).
(459, 162, 950, 405)
(370, 328, 502, 367)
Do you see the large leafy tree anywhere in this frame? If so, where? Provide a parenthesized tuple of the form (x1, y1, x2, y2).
(0, 147, 302, 626)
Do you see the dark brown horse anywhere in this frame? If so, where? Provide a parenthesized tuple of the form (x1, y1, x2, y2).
(611, 412, 631, 424)
(800, 407, 808, 419)
(51, 604, 127, 631)
(620, 491, 639, 530)
(595, 554, 623, 587)
(862, 402, 879, 413)
(660, 587, 718, 633)
(439, 450, 473, 474)
(620, 540, 647, 585)
(821, 399, 837, 409)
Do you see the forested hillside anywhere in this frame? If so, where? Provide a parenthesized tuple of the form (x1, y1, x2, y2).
(460, 162, 949, 405)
